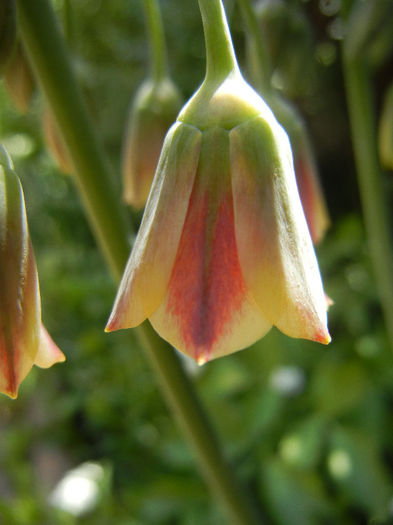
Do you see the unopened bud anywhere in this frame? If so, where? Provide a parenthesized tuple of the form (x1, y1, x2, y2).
(122, 78, 182, 209)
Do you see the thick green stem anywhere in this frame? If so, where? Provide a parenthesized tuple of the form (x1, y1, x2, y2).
(17, 0, 129, 279)
(198, 0, 239, 82)
(16, 0, 262, 523)
(143, 0, 169, 83)
(236, 0, 273, 98)
(343, 57, 393, 352)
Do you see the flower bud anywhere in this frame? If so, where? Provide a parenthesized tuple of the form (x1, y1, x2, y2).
(0, 146, 65, 398)
(0, 0, 17, 76)
(4, 43, 35, 113)
(379, 83, 393, 171)
(122, 78, 182, 209)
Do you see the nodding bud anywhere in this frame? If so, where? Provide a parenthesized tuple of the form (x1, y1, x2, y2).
(122, 78, 182, 209)
(4, 43, 35, 113)
(0, 146, 65, 398)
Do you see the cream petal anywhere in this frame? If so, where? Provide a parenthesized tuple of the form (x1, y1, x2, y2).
(270, 97, 330, 244)
(150, 290, 271, 364)
(230, 116, 330, 343)
(106, 122, 202, 330)
(149, 139, 272, 364)
(0, 157, 40, 397)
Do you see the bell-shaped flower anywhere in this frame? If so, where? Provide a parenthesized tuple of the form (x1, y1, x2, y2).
(122, 78, 182, 208)
(0, 146, 65, 398)
(106, 0, 330, 364)
(270, 96, 330, 244)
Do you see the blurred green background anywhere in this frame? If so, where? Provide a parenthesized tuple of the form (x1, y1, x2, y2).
(1, 0, 393, 523)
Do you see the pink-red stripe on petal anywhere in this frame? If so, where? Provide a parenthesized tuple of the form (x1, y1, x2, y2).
(167, 190, 246, 362)
(150, 186, 271, 363)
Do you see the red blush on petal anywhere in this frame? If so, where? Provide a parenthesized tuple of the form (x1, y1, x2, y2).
(167, 189, 247, 362)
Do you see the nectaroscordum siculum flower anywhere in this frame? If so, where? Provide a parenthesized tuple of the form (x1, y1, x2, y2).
(106, 0, 331, 364)
(4, 42, 35, 114)
(0, 146, 65, 398)
(122, 0, 182, 209)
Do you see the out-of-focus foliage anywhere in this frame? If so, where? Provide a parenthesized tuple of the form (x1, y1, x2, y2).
(0, 0, 392, 523)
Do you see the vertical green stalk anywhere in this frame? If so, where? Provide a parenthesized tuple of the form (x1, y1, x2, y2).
(236, 0, 273, 98)
(197, 0, 239, 82)
(17, 0, 130, 280)
(144, 0, 169, 83)
(16, 0, 262, 522)
(343, 57, 393, 352)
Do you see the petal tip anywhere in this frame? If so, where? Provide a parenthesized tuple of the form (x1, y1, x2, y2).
(196, 354, 210, 366)
(105, 316, 118, 333)
(315, 329, 331, 345)
(2, 388, 18, 400)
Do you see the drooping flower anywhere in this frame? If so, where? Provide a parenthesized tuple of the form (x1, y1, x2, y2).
(122, 78, 182, 208)
(106, 0, 330, 364)
(0, 146, 65, 398)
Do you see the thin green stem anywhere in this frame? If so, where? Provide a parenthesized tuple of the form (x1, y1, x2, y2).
(236, 0, 273, 98)
(197, 0, 239, 83)
(16, 1, 262, 522)
(143, 0, 169, 83)
(137, 325, 262, 525)
(343, 57, 393, 352)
